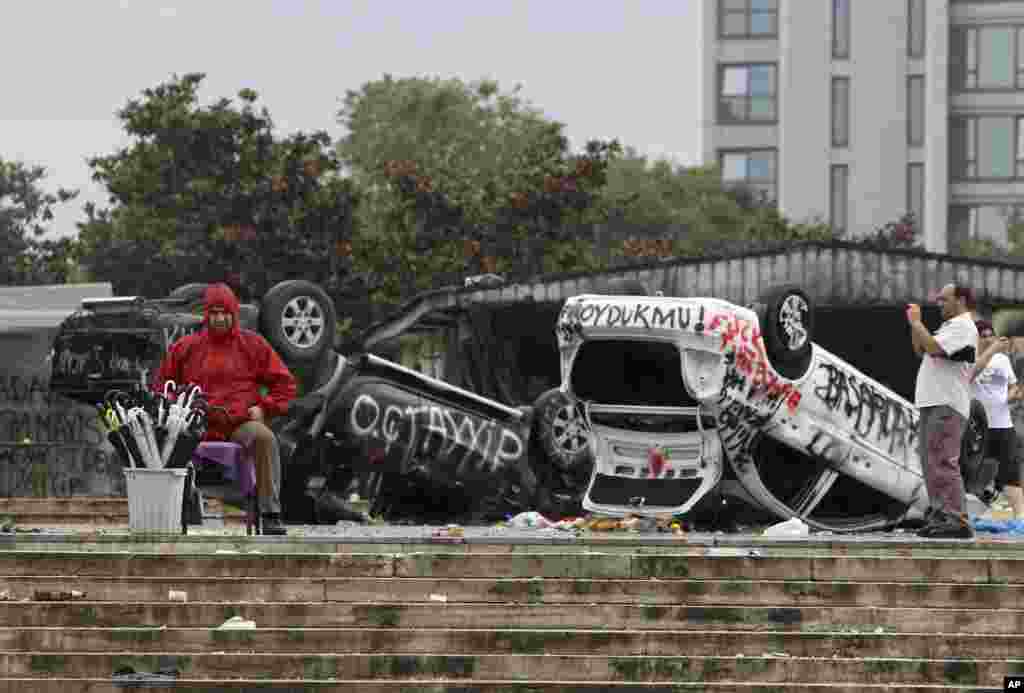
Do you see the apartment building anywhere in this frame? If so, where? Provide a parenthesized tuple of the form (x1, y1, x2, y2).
(700, 0, 1024, 254)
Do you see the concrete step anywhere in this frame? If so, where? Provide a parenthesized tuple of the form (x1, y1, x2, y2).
(0, 550, 1021, 582)
(2, 679, 1012, 692)
(5, 534, 1024, 558)
(3, 652, 1020, 685)
(3, 575, 1022, 609)
(1, 602, 1022, 633)
(0, 497, 247, 528)
(4, 626, 1024, 659)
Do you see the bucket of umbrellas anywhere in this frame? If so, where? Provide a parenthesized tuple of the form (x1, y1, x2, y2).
(96, 382, 209, 532)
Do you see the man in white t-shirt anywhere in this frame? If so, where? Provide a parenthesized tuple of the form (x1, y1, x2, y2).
(909, 283, 979, 539)
(970, 320, 1023, 520)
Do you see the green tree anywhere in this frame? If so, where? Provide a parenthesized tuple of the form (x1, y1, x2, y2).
(601, 149, 836, 261)
(337, 75, 621, 304)
(78, 73, 358, 298)
(0, 158, 78, 285)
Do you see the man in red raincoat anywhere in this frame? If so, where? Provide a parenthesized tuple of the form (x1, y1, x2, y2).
(153, 283, 297, 535)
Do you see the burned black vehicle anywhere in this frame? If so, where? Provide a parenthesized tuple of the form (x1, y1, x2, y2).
(49, 281, 570, 524)
(279, 351, 548, 523)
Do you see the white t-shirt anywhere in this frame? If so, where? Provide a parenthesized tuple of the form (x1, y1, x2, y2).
(914, 312, 978, 420)
(972, 352, 1017, 429)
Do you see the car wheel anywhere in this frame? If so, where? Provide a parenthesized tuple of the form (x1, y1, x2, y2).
(260, 280, 337, 363)
(758, 285, 814, 379)
(960, 398, 989, 480)
(532, 388, 592, 471)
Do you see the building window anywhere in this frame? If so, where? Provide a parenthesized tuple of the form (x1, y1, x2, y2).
(720, 0, 778, 39)
(831, 77, 850, 147)
(832, 0, 850, 59)
(718, 64, 777, 122)
(950, 26, 1024, 90)
(908, 0, 925, 58)
(907, 163, 924, 231)
(720, 149, 777, 204)
(949, 204, 1024, 248)
(907, 76, 924, 147)
(1018, 116, 1024, 177)
(950, 116, 1020, 179)
(830, 165, 849, 234)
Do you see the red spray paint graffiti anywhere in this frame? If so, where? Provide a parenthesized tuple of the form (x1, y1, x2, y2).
(707, 313, 801, 414)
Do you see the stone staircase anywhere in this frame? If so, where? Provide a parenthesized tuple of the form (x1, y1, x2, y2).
(0, 497, 247, 529)
(0, 532, 1021, 691)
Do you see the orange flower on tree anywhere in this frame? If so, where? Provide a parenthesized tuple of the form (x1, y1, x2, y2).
(508, 192, 528, 209)
(302, 159, 321, 178)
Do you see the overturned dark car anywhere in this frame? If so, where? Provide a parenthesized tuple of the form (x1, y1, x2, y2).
(48, 281, 577, 524)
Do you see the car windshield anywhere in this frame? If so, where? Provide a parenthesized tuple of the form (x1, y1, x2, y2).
(569, 339, 697, 407)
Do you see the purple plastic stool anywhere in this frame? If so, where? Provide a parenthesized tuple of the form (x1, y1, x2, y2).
(192, 441, 260, 535)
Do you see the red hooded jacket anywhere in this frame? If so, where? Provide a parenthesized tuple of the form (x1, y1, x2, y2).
(152, 284, 297, 441)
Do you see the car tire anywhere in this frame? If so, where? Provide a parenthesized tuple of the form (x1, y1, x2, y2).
(758, 285, 814, 379)
(960, 398, 990, 485)
(260, 280, 337, 363)
(532, 388, 592, 472)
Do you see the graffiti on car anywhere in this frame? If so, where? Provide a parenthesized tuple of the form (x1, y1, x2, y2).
(348, 392, 525, 477)
(708, 312, 802, 415)
(812, 361, 918, 462)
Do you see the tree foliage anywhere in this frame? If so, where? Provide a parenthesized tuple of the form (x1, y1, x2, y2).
(77, 73, 358, 298)
(337, 76, 622, 303)
(602, 148, 837, 261)
(0, 158, 78, 285)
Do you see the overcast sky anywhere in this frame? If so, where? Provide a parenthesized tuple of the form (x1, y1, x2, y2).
(1, 0, 703, 239)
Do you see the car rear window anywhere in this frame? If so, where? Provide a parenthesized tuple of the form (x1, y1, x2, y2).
(569, 339, 697, 407)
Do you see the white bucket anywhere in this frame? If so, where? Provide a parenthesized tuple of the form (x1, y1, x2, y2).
(124, 468, 187, 533)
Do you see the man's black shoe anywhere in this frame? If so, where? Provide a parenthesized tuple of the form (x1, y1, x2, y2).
(261, 513, 287, 536)
(916, 511, 975, 539)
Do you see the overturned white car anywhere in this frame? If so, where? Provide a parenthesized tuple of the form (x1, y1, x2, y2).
(552, 286, 990, 533)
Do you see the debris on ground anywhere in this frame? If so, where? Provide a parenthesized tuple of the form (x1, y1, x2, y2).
(216, 615, 256, 630)
(498, 512, 687, 534)
(763, 517, 809, 537)
(168, 590, 187, 602)
(973, 518, 1024, 535)
(0, 590, 12, 601)
(33, 590, 85, 601)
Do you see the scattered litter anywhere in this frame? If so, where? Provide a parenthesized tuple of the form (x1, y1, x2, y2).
(764, 651, 791, 658)
(0, 590, 12, 601)
(874, 627, 885, 634)
(215, 549, 240, 554)
(506, 511, 554, 529)
(429, 594, 448, 603)
(747, 549, 763, 559)
(112, 666, 179, 683)
(33, 590, 85, 601)
(168, 590, 188, 602)
(215, 618, 254, 630)
(973, 518, 1024, 535)
(763, 517, 809, 537)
